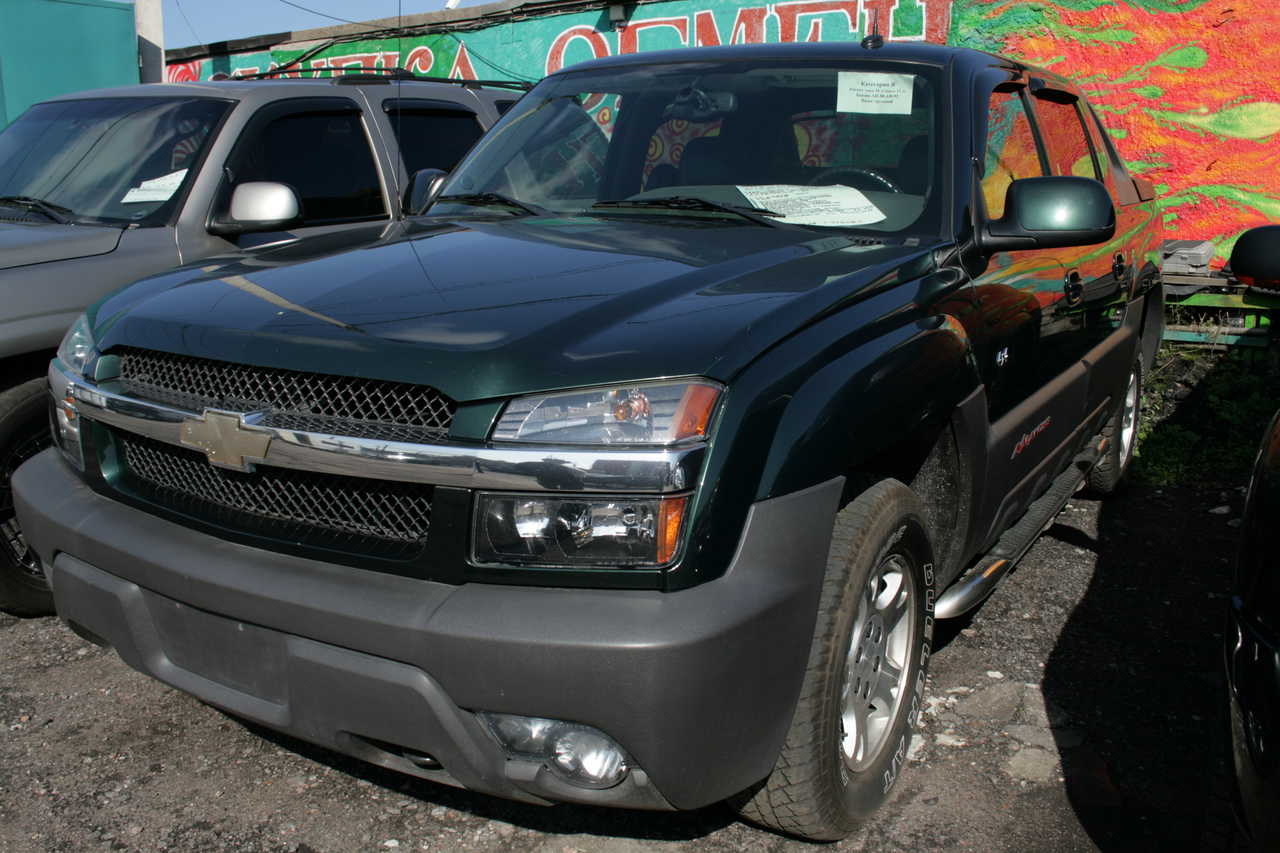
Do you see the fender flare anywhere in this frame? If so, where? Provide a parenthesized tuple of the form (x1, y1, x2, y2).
(755, 311, 981, 501)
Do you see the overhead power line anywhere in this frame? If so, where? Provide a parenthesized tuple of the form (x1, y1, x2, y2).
(275, 0, 365, 26)
(267, 0, 536, 82)
(173, 0, 203, 45)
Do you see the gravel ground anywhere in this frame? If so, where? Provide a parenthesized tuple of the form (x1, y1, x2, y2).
(0, 350, 1254, 853)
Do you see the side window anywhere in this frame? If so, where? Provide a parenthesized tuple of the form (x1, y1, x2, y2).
(385, 108, 485, 175)
(1084, 103, 1142, 205)
(1032, 96, 1099, 181)
(229, 109, 385, 225)
(982, 90, 1043, 219)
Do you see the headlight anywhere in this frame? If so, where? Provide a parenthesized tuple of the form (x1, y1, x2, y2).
(474, 493, 688, 568)
(57, 313, 98, 377)
(491, 380, 721, 445)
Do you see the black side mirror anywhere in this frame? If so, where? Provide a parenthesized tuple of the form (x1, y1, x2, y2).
(403, 168, 449, 216)
(1230, 226, 1280, 288)
(981, 176, 1115, 253)
(208, 182, 303, 237)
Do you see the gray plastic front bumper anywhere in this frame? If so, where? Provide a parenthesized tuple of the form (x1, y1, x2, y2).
(13, 449, 842, 811)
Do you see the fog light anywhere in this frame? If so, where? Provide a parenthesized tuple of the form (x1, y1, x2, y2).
(50, 393, 84, 471)
(551, 727, 628, 789)
(480, 712, 630, 789)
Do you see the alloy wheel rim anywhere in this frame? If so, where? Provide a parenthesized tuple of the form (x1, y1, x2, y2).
(840, 553, 916, 772)
(1119, 371, 1139, 464)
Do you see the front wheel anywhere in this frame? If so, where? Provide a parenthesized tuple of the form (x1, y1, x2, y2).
(736, 479, 936, 841)
(0, 377, 54, 616)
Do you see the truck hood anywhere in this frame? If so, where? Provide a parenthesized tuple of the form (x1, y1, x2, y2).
(0, 221, 124, 271)
(92, 216, 939, 402)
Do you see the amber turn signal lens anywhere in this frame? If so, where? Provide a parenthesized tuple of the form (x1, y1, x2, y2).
(657, 495, 689, 565)
(672, 384, 720, 442)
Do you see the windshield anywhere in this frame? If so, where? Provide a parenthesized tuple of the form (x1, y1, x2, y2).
(436, 60, 944, 235)
(0, 97, 231, 226)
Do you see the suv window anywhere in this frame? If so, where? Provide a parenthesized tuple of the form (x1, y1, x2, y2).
(385, 107, 485, 176)
(463, 93, 613, 206)
(981, 90, 1043, 219)
(229, 109, 385, 225)
(443, 63, 944, 236)
(0, 97, 229, 226)
(1033, 96, 1099, 180)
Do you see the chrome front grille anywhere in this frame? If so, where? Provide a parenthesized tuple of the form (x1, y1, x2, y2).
(114, 347, 456, 441)
(117, 431, 433, 559)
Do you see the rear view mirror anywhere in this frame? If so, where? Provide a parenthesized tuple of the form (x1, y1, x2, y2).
(403, 168, 449, 216)
(981, 176, 1115, 253)
(662, 87, 737, 122)
(1230, 225, 1280, 289)
(208, 182, 302, 236)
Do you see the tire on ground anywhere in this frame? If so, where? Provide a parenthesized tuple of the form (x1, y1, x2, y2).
(1088, 352, 1142, 495)
(0, 377, 54, 616)
(735, 478, 936, 841)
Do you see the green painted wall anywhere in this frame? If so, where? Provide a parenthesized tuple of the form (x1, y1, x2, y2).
(0, 0, 138, 128)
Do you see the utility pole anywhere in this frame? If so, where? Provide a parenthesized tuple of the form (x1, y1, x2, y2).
(135, 0, 165, 83)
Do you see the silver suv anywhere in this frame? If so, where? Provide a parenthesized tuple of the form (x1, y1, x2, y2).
(0, 73, 518, 614)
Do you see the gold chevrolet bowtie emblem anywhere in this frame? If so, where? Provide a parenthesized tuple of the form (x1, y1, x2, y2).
(179, 410, 272, 472)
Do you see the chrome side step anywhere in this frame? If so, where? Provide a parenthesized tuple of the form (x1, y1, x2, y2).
(935, 437, 1107, 620)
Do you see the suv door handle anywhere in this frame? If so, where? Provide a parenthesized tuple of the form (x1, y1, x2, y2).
(1063, 271, 1084, 306)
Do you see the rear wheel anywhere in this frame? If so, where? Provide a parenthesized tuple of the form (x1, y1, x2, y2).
(736, 479, 935, 841)
(0, 378, 54, 616)
(1088, 354, 1141, 495)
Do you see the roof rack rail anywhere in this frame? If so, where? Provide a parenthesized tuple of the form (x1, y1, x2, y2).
(233, 65, 533, 91)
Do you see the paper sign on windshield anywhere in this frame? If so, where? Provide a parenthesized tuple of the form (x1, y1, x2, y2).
(122, 169, 188, 204)
(836, 72, 914, 115)
(738, 184, 886, 227)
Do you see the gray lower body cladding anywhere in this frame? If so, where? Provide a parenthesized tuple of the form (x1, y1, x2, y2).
(13, 449, 842, 810)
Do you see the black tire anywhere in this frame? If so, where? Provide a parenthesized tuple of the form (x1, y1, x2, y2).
(1087, 353, 1142, 495)
(736, 479, 936, 841)
(0, 377, 54, 616)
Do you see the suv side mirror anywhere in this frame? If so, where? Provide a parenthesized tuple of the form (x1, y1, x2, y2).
(1230, 225, 1280, 288)
(981, 176, 1115, 253)
(404, 168, 449, 216)
(208, 182, 302, 236)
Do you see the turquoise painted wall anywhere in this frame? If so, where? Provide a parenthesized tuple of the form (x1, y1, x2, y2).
(0, 0, 138, 128)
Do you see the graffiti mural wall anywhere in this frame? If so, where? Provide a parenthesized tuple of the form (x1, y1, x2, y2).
(167, 0, 1280, 261)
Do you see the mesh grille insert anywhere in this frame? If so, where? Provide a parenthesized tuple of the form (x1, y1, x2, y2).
(117, 432, 432, 560)
(114, 347, 456, 441)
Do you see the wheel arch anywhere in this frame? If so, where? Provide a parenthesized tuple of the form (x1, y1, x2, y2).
(750, 313, 981, 584)
(0, 349, 56, 392)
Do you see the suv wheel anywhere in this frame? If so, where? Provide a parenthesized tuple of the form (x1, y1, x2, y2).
(0, 378, 54, 616)
(736, 479, 935, 841)
(1088, 353, 1142, 495)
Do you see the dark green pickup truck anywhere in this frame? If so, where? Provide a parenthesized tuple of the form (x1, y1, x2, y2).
(14, 42, 1162, 840)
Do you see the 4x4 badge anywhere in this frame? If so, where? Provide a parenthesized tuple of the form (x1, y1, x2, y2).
(179, 409, 272, 472)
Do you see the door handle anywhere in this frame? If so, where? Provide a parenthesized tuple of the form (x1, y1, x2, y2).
(1063, 271, 1084, 306)
(1112, 253, 1127, 280)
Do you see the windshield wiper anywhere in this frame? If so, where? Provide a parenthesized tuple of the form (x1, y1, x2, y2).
(592, 196, 788, 228)
(0, 195, 74, 224)
(435, 192, 544, 217)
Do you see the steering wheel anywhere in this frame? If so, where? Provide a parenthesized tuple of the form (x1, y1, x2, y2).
(808, 167, 903, 194)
